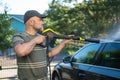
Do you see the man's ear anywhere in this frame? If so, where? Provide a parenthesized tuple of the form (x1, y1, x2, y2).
(28, 18, 34, 26)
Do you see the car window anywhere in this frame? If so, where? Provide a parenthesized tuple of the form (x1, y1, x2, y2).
(99, 43, 120, 69)
(72, 43, 101, 64)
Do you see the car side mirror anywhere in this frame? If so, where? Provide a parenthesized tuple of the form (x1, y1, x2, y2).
(63, 56, 71, 63)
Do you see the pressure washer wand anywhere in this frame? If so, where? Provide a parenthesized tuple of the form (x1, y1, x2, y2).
(54, 35, 100, 43)
(42, 28, 100, 43)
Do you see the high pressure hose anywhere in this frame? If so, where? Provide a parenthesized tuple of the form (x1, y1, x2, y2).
(42, 28, 100, 80)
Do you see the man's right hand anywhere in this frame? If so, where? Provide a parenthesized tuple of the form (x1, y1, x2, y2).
(33, 35, 46, 44)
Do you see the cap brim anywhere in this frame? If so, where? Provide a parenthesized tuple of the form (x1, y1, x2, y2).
(39, 14, 47, 18)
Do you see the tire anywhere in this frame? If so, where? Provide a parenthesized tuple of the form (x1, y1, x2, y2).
(52, 72, 60, 80)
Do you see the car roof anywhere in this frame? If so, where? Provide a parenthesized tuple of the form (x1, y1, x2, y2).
(100, 38, 120, 43)
(85, 38, 120, 44)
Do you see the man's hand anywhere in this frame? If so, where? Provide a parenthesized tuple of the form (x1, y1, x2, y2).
(33, 35, 46, 44)
(62, 35, 74, 45)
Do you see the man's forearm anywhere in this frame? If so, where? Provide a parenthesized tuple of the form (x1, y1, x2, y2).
(14, 39, 37, 57)
(48, 41, 66, 57)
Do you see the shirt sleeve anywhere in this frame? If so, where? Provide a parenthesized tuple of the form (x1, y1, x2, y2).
(12, 34, 24, 48)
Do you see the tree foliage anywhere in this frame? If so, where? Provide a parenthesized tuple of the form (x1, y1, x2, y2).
(45, 0, 120, 38)
(76, 0, 120, 37)
(0, 11, 14, 52)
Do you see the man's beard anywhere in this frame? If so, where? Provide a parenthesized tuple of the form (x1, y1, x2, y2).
(33, 26, 42, 31)
(35, 27, 44, 34)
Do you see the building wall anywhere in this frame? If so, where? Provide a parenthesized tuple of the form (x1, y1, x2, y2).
(11, 19, 25, 32)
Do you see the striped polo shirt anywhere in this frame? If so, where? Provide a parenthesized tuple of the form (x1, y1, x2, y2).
(12, 32, 48, 80)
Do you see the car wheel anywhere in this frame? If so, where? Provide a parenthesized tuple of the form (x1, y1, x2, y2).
(52, 72, 60, 80)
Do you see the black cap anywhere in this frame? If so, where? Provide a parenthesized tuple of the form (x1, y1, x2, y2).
(24, 10, 47, 23)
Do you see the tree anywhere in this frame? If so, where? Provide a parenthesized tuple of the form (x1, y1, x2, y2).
(0, 3, 14, 54)
(45, 0, 120, 38)
(45, 0, 82, 36)
(75, 0, 120, 37)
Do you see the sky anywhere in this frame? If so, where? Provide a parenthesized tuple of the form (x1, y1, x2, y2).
(0, 0, 52, 14)
(0, 0, 83, 15)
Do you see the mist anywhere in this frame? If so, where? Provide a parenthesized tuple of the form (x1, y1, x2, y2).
(107, 22, 120, 40)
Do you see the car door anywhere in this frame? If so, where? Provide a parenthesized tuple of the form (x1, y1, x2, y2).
(86, 42, 120, 80)
(59, 62, 73, 80)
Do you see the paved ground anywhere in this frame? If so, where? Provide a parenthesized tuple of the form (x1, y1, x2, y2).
(0, 53, 69, 80)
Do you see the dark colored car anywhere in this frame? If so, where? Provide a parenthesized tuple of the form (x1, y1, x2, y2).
(52, 40, 120, 80)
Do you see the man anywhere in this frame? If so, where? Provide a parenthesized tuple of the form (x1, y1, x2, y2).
(12, 10, 72, 80)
